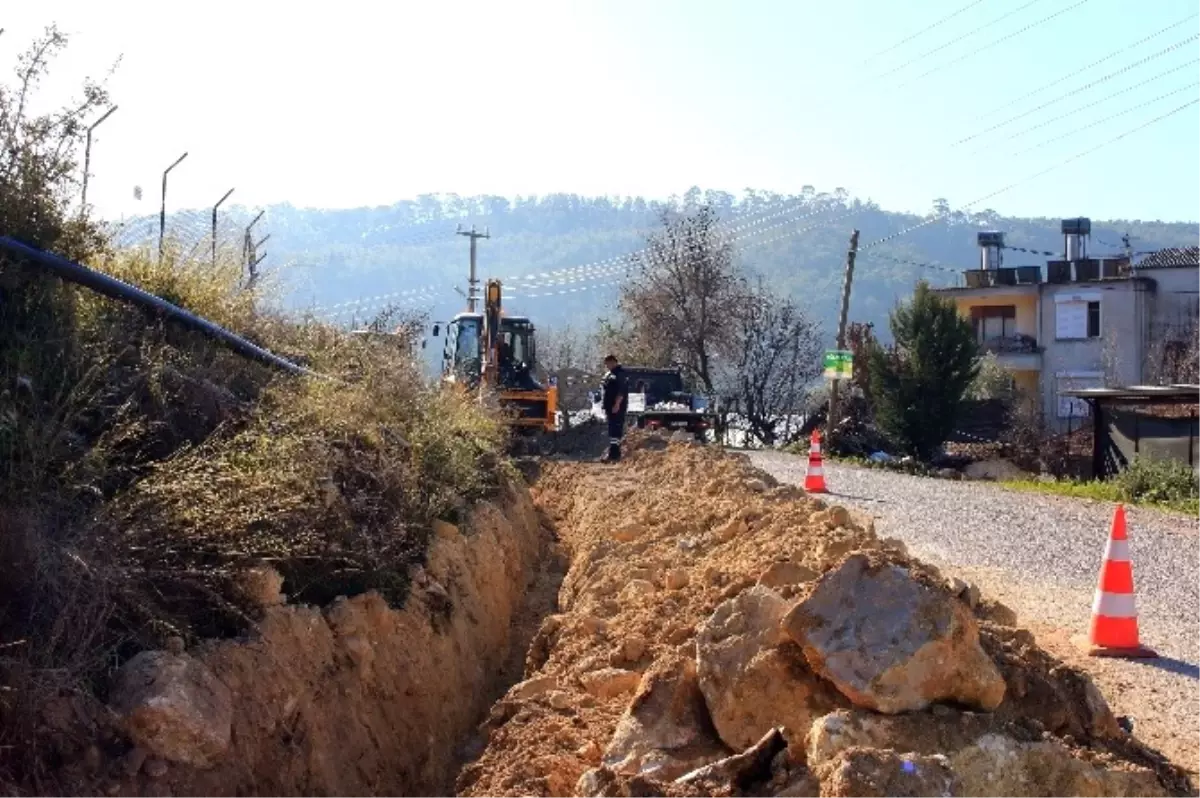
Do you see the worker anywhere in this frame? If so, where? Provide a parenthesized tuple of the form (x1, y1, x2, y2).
(600, 354, 628, 463)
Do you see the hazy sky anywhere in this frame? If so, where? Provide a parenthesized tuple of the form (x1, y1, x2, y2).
(5, 0, 1198, 222)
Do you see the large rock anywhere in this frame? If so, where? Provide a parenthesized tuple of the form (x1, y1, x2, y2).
(695, 586, 846, 753)
(602, 655, 727, 781)
(782, 553, 1005, 714)
(813, 747, 959, 798)
(108, 650, 232, 768)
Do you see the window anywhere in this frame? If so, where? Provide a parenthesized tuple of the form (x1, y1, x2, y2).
(1054, 294, 1102, 340)
(970, 306, 1016, 345)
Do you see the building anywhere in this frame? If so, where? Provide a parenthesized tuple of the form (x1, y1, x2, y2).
(933, 219, 1199, 431)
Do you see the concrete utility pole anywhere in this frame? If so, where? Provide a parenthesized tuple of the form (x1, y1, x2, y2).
(456, 224, 490, 312)
(827, 229, 860, 439)
(212, 188, 235, 267)
(159, 152, 188, 262)
(81, 105, 117, 215)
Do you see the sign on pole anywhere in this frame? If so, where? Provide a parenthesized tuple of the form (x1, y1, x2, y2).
(823, 349, 854, 380)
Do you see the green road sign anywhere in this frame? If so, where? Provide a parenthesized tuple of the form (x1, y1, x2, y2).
(823, 349, 854, 380)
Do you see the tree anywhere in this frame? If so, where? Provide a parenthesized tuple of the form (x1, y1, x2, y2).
(728, 279, 823, 447)
(616, 205, 743, 395)
(537, 323, 599, 414)
(867, 281, 980, 460)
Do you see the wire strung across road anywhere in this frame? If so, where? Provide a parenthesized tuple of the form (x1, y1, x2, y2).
(862, 0, 989, 64)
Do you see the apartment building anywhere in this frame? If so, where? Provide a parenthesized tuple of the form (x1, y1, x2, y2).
(933, 219, 1199, 431)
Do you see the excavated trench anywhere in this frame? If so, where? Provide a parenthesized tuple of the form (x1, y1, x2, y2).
(73, 431, 1195, 797)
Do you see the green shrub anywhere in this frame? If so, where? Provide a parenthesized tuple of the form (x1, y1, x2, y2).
(1115, 456, 1199, 506)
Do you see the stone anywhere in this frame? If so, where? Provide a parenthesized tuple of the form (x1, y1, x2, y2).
(757, 562, 818, 589)
(580, 668, 642, 700)
(674, 727, 787, 792)
(826, 506, 851, 527)
(108, 651, 233, 768)
(619, 579, 657, 602)
(431, 518, 460, 540)
(713, 517, 748, 543)
(965, 582, 982, 609)
(144, 758, 169, 779)
(548, 691, 572, 710)
(813, 747, 958, 798)
(578, 739, 603, 765)
(665, 568, 690, 591)
(581, 616, 608, 635)
(782, 553, 1006, 714)
(510, 674, 558, 701)
(950, 733, 1168, 797)
(745, 478, 770, 493)
(612, 522, 647, 542)
(123, 746, 149, 776)
(602, 656, 727, 781)
(696, 586, 846, 753)
(624, 634, 648, 663)
(976, 598, 1017, 626)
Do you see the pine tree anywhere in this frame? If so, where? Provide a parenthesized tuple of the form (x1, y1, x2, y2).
(867, 281, 979, 460)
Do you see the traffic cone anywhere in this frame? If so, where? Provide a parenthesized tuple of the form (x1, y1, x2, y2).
(804, 430, 827, 494)
(1083, 504, 1157, 658)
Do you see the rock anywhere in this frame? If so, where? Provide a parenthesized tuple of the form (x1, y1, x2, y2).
(165, 636, 185, 655)
(581, 668, 642, 700)
(612, 522, 647, 542)
(624, 634, 648, 663)
(826, 506, 851, 527)
(950, 733, 1168, 797)
(510, 674, 559, 701)
(781, 553, 1006, 714)
(964, 582, 982, 609)
(718, 576, 757, 602)
(757, 562, 818, 589)
(696, 586, 846, 753)
(813, 747, 958, 798)
(713, 517, 748, 543)
(108, 651, 233, 768)
(578, 739, 603, 765)
(947, 576, 970, 599)
(123, 746, 149, 776)
(938, 467, 961, 480)
(144, 758, 169, 779)
(665, 568, 690, 590)
(602, 655, 726, 781)
(976, 598, 1017, 626)
(815, 535, 856, 566)
(745, 478, 770, 493)
(582, 616, 608, 635)
(879, 537, 908, 556)
(674, 727, 787, 792)
(548, 691, 573, 710)
(619, 579, 657, 602)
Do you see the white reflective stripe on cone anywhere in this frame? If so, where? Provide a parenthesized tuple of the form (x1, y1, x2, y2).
(811, 444, 821, 454)
(1104, 538, 1131, 562)
(808, 465, 824, 475)
(1092, 591, 1138, 618)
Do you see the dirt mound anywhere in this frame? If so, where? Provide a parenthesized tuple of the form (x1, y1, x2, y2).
(457, 435, 1193, 797)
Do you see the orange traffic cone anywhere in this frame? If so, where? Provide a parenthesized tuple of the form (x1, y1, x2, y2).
(1084, 504, 1157, 658)
(805, 429, 827, 493)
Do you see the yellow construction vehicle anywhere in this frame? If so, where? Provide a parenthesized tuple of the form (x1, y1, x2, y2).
(431, 279, 558, 453)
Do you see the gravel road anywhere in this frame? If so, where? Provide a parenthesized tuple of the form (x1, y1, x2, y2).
(746, 451, 1200, 776)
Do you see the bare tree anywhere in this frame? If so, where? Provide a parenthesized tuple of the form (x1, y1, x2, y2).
(617, 205, 743, 394)
(727, 279, 822, 447)
(538, 323, 599, 414)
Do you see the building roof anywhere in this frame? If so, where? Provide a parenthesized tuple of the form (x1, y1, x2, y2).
(1136, 246, 1199, 269)
(1059, 384, 1200, 403)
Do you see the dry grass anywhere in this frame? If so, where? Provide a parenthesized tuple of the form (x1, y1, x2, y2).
(0, 242, 509, 790)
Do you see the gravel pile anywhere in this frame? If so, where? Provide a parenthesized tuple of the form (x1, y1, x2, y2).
(747, 451, 1200, 778)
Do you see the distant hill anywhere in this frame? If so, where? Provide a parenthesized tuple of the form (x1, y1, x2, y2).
(107, 189, 1198, 348)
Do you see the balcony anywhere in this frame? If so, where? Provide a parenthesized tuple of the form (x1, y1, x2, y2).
(980, 334, 1042, 370)
(963, 266, 1043, 288)
(1046, 258, 1129, 283)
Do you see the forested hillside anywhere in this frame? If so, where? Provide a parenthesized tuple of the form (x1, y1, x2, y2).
(108, 188, 1198, 344)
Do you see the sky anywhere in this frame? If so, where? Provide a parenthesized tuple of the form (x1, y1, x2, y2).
(4, 0, 1198, 223)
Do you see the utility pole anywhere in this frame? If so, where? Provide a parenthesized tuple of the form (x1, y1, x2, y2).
(456, 224, 490, 312)
(1123, 233, 1133, 266)
(211, 187, 235, 267)
(81, 105, 117, 216)
(826, 229, 860, 439)
(159, 152, 188, 262)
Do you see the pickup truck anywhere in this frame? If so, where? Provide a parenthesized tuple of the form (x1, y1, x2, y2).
(589, 366, 712, 442)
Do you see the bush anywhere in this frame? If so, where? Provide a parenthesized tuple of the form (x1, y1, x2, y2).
(1115, 456, 1199, 507)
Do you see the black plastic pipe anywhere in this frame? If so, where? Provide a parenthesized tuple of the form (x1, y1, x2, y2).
(0, 236, 322, 379)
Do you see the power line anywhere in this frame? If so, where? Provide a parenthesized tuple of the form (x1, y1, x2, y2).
(868, 0, 1044, 84)
(863, 0, 989, 64)
(895, 0, 1093, 89)
(975, 11, 1200, 121)
(1008, 82, 1199, 157)
(975, 60, 1200, 154)
(953, 33, 1200, 146)
(859, 98, 1198, 252)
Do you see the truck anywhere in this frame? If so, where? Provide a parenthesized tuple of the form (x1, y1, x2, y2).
(590, 366, 713, 442)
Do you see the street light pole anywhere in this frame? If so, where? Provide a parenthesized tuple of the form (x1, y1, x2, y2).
(81, 105, 118, 216)
(212, 188, 235, 267)
(159, 152, 188, 262)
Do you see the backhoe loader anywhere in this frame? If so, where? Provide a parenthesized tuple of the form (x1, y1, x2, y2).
(431, 279, 558, 455)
